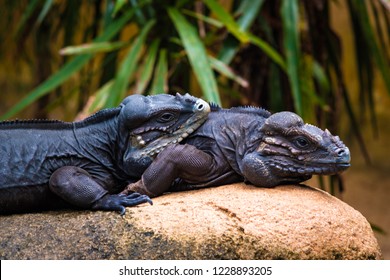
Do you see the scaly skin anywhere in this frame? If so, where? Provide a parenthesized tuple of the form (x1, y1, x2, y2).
(122, 105, 350, 197)
(0, 93, 210, 214)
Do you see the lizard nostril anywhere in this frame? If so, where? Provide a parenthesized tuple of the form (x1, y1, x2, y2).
(336, 148, 351, 163)
(337, 149, 345, 156)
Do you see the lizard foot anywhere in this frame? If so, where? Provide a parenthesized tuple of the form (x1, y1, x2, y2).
(120, 179, 157, 198)
(92, 193, 153, 215)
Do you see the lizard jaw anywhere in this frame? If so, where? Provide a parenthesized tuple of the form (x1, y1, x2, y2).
(266, 157, 350, 176)
(134, 99, 210, 158)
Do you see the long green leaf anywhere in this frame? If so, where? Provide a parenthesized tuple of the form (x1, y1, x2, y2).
(59, 41, 128, 55)
(107, 19, 155, 107)
(88, 80, 114, 114)
(347, 0, 374, 122)
(369, 0, 388, 62)
(14, 0, 40, 39)
(247, 34, 286, 71)
(36, 0, 53, 26)
(168, 7, 221, 104)
(218, 0, 265, 64)
(258, 15, 283, 111)
(98, 1, 120, 86)
(1, 55, 92, 120)
(347, 0, 387, 135)
(312, 60, 330, 94)
(235, 0, 265, 30)
(168, 38, 249, 88)
(300, 55, 328, 121)
(181, 9, 223, 28)
(134, 39, 160, 93)
(203, 0, 249, 42)
(130, 0, 147, 25)
(351, 1, 390, 96)
(76, 80, 115, 119)
(281, 0, 302, 115)
(204, 0, 285, 70)
(112, 0, 127, 17)
(1, 8, 136, 120)
(208, 55, 248, 88)
(149, 49, 168, 94)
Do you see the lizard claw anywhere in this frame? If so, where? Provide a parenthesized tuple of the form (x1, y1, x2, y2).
(92, 193, 153, 214)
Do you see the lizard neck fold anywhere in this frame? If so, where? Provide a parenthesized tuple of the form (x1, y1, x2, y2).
(209, 109, 267, 177)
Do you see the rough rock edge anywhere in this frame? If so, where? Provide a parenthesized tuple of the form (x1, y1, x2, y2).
(0, 183, 382, 260)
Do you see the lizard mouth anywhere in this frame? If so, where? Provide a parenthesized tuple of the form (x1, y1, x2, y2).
(257, 143, 351, 176)
(266, 156, 350, 176)
(337, 163, 351, 168)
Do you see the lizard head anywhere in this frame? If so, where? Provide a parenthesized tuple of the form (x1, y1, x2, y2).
(119, 93, 210, 161)
(242, 111, 350, 187)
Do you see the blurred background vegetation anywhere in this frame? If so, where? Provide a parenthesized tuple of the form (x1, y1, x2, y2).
(0, 0, 389, 255)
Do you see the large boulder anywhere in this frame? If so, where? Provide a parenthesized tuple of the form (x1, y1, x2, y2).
(0, 183, 381, 259)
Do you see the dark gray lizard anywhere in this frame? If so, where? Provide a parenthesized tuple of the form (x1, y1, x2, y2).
(122, 104, 351, 197)
(0, 93, 210, 214)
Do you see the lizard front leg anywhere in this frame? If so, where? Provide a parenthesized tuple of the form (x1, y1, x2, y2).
(49, 166, 152, 215)
(241, 152, 312, 187)
(121, 144, 215, 197)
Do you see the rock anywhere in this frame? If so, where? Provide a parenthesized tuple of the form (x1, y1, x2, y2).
(0, 183, 381, 259)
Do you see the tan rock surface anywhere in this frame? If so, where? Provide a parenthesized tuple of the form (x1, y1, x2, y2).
(0, 183, 381, 259)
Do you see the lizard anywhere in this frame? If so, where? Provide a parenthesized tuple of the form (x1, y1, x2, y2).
(122, 104, 351, 197)
(0, 93, 210, 214)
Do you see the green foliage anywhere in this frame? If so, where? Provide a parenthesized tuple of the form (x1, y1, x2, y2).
(108, 19, 155, 107)
(281, 0, 302, 116)
(168, 6, 221, 104)
(149, 48, 168, 94)
(1, 4, 137, 119)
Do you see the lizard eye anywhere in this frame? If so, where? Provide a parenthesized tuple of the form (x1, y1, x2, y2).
(158, 112, 176, 123)
(294, 137, 310, 148)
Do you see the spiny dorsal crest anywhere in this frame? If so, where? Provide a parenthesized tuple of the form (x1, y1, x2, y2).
(211, 104, 270, 118)
(0, 119, 68, 130)
(76, 107, 120, 126)
(209, 102, 221, 111)
(0, 107, 121, 130)
(229, 106, 271, 117)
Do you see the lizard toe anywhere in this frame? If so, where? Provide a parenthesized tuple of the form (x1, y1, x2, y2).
(122, 194, 153, 207)
(91, 193, 152, 214)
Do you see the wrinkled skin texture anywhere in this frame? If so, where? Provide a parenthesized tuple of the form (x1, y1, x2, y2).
(123, 106, 351, 197)
(0, 93, 210, 214)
